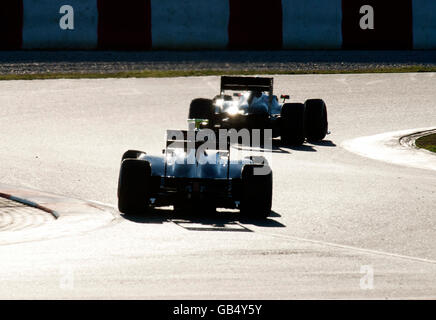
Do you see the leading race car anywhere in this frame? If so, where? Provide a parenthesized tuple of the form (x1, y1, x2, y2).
(117, 124, 273, 218)
(188, 76, 329, 145)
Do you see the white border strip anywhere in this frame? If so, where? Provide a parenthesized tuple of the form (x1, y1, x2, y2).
(342, 127, 436, 172)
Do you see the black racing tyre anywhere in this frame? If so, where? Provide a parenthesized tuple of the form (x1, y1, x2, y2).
(246, 113, 270, 147)
(188, 98, 214, 124)
(118, 159, 151, 215)
(304, 99, 328, 142)
(240, 164, 273, 219)
(121, 150, 145, 162)
(280, 103, 305, 146)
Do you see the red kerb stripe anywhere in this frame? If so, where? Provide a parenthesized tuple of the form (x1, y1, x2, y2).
(0, 1, 23, 49)
(342, 0, 413, 49)
(97, 0, 151, 50)
(228, 0, 282, 49)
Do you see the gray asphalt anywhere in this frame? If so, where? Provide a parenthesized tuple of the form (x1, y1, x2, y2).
(0, 73, 435, 298)
(0, 50, 435, 74)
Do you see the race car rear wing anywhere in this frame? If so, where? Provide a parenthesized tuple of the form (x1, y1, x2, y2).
(166, 130, 231, 152)
(220, 76, 273, 95)
(165, 129, 231, 178)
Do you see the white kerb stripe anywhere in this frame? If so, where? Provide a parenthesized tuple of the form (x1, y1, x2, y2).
(22, 0, 98, 49)
(151, 0, 229, 49)
(282, 0, 342, 49)
(412, 0, 436, 49)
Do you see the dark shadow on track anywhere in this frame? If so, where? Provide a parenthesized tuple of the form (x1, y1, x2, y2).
(280, 143, 317, 152)
(307, 140, 336, 147)
(233, 138, 338, 153)
(233, 140, 292, 154)
(121, 208, 285, 230)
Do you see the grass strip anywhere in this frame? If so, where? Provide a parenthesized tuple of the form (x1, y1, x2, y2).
(416, 133, 436, 153)
(0, 65, 435, 81)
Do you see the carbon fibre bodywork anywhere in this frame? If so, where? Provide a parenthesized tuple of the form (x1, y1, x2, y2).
(194, 76, 284, 138)
(188, 76, 329, 145)
(118, 129, 272, 213)
(138, 154, 249, 209)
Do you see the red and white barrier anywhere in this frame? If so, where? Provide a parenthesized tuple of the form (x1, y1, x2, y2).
(0, 0, 435, 50)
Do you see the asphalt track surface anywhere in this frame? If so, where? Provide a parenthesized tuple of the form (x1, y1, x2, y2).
(0, 73, 435, 299)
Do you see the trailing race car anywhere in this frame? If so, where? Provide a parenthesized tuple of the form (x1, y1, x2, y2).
(117, 124, 273, 218)
(188, 76, 328, 145)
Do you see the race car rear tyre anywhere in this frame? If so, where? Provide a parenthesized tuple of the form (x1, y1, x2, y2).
(240, 164, 272, 219)
(188, 98, 215, 125)
(118, 159, 151, 215)
(247, 112, 270, 147)
(304, 99, 328, 142)
(244, 156, 269, 166)
(280, 103, 305, 145)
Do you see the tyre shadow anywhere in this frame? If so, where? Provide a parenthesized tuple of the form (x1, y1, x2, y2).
(277, 141, 317, 152)
(234, 139, 319, 153)
(273, 139, 338, 151)
(121, 208, 286, 230)
(232, 140, 291, 154)
(307, 140, 336, 147)
(227, 137, 337, 154)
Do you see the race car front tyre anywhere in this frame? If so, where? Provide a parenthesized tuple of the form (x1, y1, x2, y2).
(304, 99, 328, 142)
(240, 164, 273, 219)
(280, 103, 305, 145)
(188, 98, 215, 126)
(118, 159, 151, 215)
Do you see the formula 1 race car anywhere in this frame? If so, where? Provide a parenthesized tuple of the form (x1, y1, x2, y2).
(188, 76, 328, 145)
(117, 125, 273, 218)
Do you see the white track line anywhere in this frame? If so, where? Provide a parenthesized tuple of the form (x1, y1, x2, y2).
(260, 231, 436, 265)
(88, 199, 436, 264)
